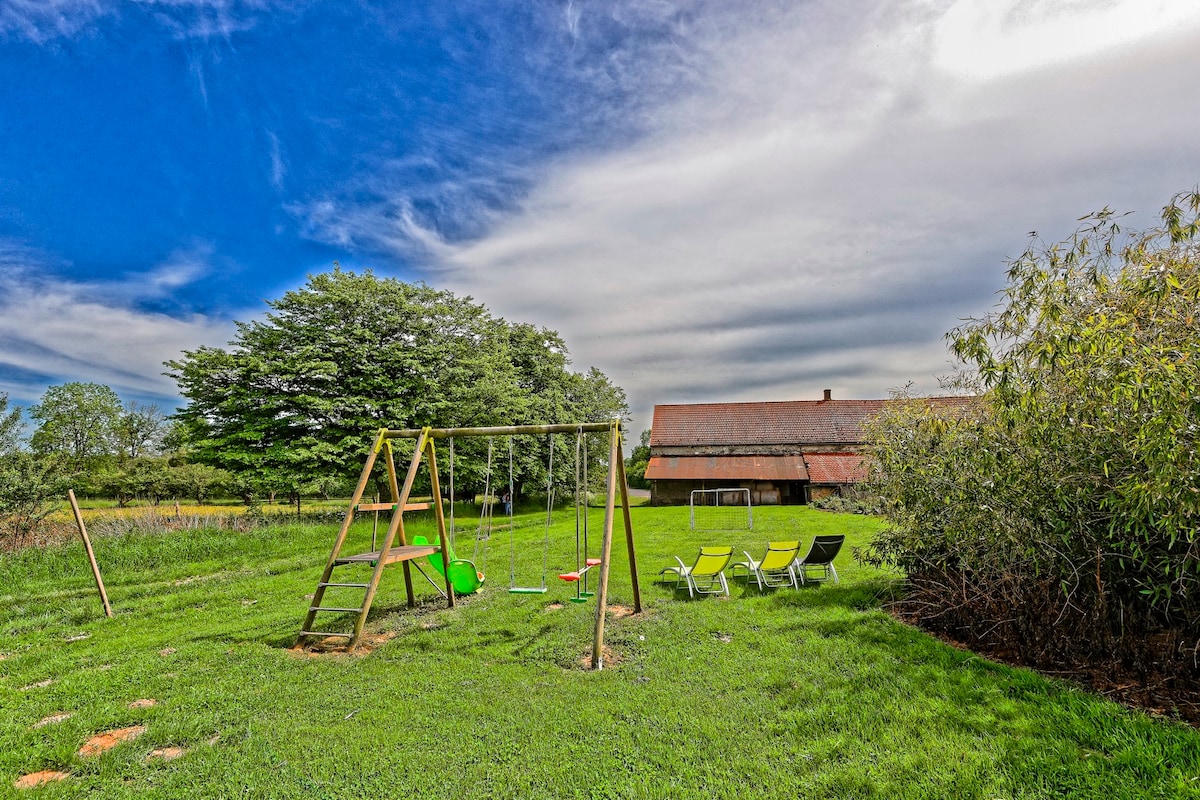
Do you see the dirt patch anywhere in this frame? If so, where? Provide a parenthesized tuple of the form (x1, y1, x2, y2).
(19, 679, 54, 691)
(578, 644, 623, 670)
(32, 713, 72, 729)
(544, 602, 565, 612)
(607, 604, 637, 619)
(78, 725, 146, 758)
(128, 699, 157, 710)
(159, 647, 177, 656)
(289, 630, 396, 657)
(14, 771, 70, 789)
(146, 747, 187, 762)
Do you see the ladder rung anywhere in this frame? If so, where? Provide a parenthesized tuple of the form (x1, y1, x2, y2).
(355, 502, 397, 512)
(309, 606, 363, 613)
(319, 582, 370, 588)
(299, 630, 353, 638)
(355, 501, 434, 512)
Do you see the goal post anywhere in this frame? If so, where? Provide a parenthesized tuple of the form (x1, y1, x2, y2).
(690, 488, 753, 532)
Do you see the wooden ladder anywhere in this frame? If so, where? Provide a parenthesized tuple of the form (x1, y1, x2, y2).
(298, 428, 455, 650)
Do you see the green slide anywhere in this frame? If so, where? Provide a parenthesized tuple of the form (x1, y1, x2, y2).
(411, 536, 484, 594)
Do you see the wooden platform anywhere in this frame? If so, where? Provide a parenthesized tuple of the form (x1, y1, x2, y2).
(335, 545, 439, 566)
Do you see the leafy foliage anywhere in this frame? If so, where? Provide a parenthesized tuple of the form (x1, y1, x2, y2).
(28, 382, 122, 472)
(0, 452, 69, 549)
(624, 428, 651, 489)
(864, 190, 1200, 676)
(0, 392, 22, 455)
(167, 267, 628, 502)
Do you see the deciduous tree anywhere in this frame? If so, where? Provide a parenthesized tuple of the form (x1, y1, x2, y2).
(29, 382, 122, 472)
(167, 267, 628, 501)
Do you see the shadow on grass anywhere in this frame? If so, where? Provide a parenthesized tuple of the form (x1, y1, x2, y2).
(767, 576, 903, 611)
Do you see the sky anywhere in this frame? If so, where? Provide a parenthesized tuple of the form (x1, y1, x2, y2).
(2, 0, 1200, 438)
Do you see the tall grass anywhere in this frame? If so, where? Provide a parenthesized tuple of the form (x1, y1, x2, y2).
(2, 505, 1198, 798)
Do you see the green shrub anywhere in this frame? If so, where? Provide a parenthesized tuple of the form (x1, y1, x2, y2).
(864, 190, 1200, 673)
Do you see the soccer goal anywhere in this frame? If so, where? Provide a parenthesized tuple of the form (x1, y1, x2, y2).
(690, 488, 753, 532)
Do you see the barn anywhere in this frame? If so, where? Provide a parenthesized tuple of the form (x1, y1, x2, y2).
(643, 391, 969, 505)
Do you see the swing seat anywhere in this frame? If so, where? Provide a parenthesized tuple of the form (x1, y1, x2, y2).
(509, 586, 548, 594)
(559, 558, 602, 582)
(411, 535, 484, 595)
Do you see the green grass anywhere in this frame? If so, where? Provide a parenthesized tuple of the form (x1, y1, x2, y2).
(2, 505, 1199, 798)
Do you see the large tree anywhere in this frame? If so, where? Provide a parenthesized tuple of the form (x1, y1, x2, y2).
(29, 382, 123, 472)
(166, 268, 628, 501)
(114, 401, 169, 461)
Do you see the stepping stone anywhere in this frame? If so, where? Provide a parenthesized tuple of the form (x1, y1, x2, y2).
(78, 725, 146, 758)
(14, 770, 70, 789)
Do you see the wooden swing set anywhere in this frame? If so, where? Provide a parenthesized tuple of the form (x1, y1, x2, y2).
(298, 420, 641, 669)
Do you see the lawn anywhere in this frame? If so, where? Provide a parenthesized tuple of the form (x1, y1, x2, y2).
(2, 504, 1199, 798)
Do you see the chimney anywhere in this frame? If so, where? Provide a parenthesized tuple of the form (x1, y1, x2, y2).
(822, 389, 832, 401)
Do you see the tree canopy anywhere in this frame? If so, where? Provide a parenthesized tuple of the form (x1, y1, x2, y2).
(166, 268, 629, 500)
(29, 382, 122, 472)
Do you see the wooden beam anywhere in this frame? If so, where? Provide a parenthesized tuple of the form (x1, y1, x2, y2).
(383, 421, 619, 440)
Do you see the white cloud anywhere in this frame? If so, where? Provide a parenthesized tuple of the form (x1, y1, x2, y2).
(425, 0, 1200, 433)
(0, 247, 235, 405)
(932, 0, 1200, 81)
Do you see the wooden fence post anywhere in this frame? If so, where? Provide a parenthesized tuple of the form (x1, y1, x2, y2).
(67, 489, 113, 619)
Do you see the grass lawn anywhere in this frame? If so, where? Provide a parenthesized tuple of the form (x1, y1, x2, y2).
(2, 504, 1199, 798)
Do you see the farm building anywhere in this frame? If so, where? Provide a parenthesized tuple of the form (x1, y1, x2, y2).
(644, 390, 970, 505)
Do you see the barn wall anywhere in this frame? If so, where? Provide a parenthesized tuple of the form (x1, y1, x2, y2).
(650, 480, 809, 506)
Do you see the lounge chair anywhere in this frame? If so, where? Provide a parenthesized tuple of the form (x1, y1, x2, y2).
(729, 540, 802, 590)
(658, 546, 733, 597)
(793, 534, 844, 584)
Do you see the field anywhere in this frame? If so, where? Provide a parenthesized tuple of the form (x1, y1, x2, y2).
(2, 503, 1199, 798)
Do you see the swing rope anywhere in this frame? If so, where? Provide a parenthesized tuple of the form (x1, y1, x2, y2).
(508, 433, 552, 593)
(474, 438, 493, 571)
(447, 436, 455, 549)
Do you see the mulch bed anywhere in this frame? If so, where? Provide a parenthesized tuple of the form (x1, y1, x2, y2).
(888, 605, 1200, 726)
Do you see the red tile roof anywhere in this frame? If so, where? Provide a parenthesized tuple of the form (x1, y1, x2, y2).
(804, 452, 870, 484)
(650, 399, 886, 446)
(644, 455, 809, 481)
(649, 397, 972, 447)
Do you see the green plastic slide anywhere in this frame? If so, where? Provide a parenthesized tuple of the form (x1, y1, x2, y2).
(411, 535, 483, 594)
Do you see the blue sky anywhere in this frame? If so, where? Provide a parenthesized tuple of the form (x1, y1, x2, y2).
(3, 0, 1200, 436)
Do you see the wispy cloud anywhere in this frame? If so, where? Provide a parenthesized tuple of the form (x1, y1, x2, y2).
(134, 0, 288, 42)
(266, 129, 286, 193)
(0, 244, 235, 405)
(1, 0, 300, 44)
(0, 0, 109, 43)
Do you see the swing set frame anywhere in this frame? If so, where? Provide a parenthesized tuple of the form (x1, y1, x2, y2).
(301, 420, 641, 670)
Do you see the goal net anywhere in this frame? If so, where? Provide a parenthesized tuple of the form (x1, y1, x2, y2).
(690, 488, 753, 532)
